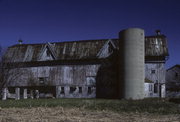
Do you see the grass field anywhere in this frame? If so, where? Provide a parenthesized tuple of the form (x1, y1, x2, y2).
(0, 98, 180, 114)
(0, 98, 180, 121)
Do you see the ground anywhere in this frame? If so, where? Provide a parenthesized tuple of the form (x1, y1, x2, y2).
(0, 107, 180, 122)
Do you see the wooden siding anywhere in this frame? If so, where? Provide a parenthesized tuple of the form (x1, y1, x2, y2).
(145, 36, 169, 57)
(166, 65, 180, 96)
(7, 64, 100, 87)
(145, 63, 166, 97)
(145, 63, 166, 84)
(166, 66, 180, 83)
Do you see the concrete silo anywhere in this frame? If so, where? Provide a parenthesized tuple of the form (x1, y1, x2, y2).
(119, 28, 145, 100)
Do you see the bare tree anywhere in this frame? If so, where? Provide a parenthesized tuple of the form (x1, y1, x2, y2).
(0, 45, 6, 99)
(0, 45, 4, 90)
(0, 45, 24, 99)
(0, 46, 21, 89)
(0, 45, 8, 91)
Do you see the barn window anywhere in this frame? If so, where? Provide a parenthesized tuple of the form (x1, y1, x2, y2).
(39, 77, 48, 85)
(70, 87, 76, 94)
(39, 77, 45, 84)
(46, 49, 51, 56)
(88, 87, 92, 94)
(79, 87, 82, 93)
(175, 72, 178, 78)
(151, 70, 156, 74)
(149, 84, 153, 92)
(60, 87, 65, 94)
(86, 77, 95, 86)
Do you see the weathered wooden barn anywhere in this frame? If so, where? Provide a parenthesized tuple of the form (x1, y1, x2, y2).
(144, 32, 169, 98)
(1, 30, 169, 100)
(166, 64, 180, 97)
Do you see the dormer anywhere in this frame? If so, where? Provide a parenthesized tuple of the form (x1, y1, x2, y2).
(38, 42, 57, 61)
(97, 39, 117, 58)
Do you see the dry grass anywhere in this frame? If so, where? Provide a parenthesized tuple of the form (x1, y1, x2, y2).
(0, 98, 180, 121)
(0, 98, 180, 114)
(0, 107, 180, 122)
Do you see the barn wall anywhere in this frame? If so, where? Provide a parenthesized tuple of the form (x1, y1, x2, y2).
(145, 63, 166, 97)
(144, 83, 153, 97)
(166, 66, 180, 97)
(145, 63, 166, 83)
(7, 64, 100, 98)
(5, 61, 167, 99)
(166, 67, 180, 83)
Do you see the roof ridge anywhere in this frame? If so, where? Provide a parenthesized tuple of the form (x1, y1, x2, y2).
(9, 39, 111, 48)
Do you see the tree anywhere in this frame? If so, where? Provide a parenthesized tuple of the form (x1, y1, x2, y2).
(0, 45, 23, 99)
(0, 45, 3, 89)
(0, 45, 8, 91)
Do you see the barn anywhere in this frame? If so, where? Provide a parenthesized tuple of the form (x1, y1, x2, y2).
(166, 64, 180, 97)
(1, 28, 169, 100)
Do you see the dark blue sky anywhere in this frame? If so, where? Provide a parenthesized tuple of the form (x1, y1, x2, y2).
(0, 0, 179, 68)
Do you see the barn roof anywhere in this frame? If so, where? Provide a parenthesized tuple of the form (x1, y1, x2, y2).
(4, 35, 169, 63)
(4, 39, 108, 62)
(145, 35, 169, 57)
(167, 64, 180, 71)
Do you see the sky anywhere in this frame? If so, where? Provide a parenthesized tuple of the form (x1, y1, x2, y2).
(0, 0, 179, 68)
